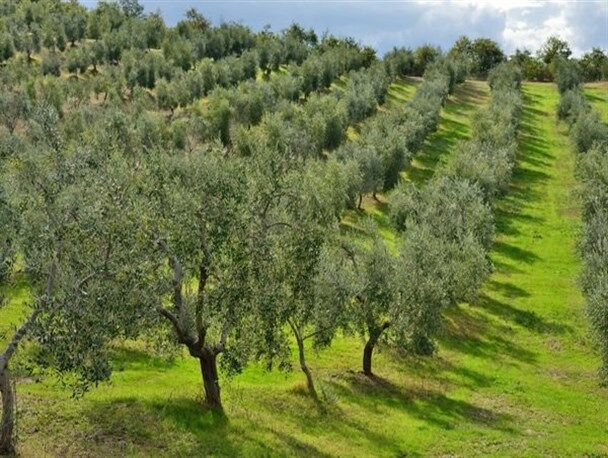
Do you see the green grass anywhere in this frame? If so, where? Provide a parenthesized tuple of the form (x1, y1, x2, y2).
(402, 79, 489, 185)
(4, 82, 608, 457)
(583, 81, 608, 123)
(345, 75, 421, 142)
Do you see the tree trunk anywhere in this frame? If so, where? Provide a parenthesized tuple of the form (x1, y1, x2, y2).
(198, 350, 222, 411)
(362, 335, 376, 377)
(295, 334, 319, 401)
(358, 193, 363, 210)
(362, 322, 390, 377)
(0, 369, 15, 456)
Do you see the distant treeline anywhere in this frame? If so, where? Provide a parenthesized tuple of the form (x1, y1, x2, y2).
(0, 1, 605, 83)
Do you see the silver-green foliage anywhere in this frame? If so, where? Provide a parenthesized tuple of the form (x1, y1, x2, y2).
(390, 62, 522, 353)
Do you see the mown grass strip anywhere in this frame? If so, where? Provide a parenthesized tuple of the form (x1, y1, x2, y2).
(401, 79, 490, 185)
(428, 82, 608, 455)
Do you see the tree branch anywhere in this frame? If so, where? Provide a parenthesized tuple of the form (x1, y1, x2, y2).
(156, 306, 197, 351)
(0, 309, 40, 373)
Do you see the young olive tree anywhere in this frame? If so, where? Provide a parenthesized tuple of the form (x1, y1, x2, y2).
(259, 158, 355, 400)
(350, 232, 401, 376)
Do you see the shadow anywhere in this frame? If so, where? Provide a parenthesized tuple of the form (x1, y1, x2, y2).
(441, 305, 538, 365)
(264, 429, 332, 458)
(493, 241, 541, 265)
(80, 397, 243, 456)
(327, 372, 515, 433)
(110, 346, 181, 372)
(487, 280, 530, 299)
(401, 80, 489, 185)
(475, 295, 574, 335)
(383, 350, 496, 391)
(387, 76, 422, 107)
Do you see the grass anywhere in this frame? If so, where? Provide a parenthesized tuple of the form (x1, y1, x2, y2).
(345, 75, 421, 142)
(583, 81, 608, 123)
(3, 82, 608, 457)
(401, 79, 489, 185)
(0, 274, 31, 348)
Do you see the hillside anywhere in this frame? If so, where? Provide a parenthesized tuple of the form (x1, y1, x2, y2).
(2, 82, 605, 457)
(1, 2, 607, 457)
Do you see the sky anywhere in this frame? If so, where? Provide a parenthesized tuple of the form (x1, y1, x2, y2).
(92, 1, 608, 56)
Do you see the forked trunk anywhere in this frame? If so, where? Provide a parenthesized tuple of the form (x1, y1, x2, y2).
(0, 369, 15, 456)
(199, 350, 222, 411)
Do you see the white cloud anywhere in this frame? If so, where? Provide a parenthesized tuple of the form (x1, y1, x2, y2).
(502, 7, 574, 54)
(135, 0, 608, 56)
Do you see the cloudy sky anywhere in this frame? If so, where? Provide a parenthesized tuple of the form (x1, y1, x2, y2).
(108, 1, 608, 56)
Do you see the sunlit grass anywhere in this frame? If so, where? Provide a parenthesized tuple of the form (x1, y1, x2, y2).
(583, 81, 608, 124)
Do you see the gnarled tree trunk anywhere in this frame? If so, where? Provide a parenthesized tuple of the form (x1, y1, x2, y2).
(0, 369, 15, 456)
(198, 349, 222, 411)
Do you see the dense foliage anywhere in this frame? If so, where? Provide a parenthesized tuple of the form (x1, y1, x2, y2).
(0, 2, 471, 444)
(510, 36, 608, 82)
(390, 62, 522, 353)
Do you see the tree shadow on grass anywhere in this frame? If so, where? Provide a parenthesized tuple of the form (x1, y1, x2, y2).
(109, 346, 180, 372)
(387, 76, 422, 106)
(381, 350, 496, 391)
(81, 383, 392, 457)
(440, 305, 538, 365)
(490, 258, 526, 275)
(80, 396, 248, 456)
(403, 81, 489, 186)
(492, 241, 541, 265)
(491, 108, 553, 239)
(487, 279, 530, 298)
(474, 294, 574, 335)
(327, 372, 515, 433)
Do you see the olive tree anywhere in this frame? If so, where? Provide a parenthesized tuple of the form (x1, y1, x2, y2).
(115, 142, 288, 411)
(578, 145, 608, 383)
(336, 142, 383, 208)
(558, 77, 608, 385)
(390, 178, 494, 353)
(260, 159, 355, 400)
(555, 58, 581, 94)
(349, 232, 401, 376)
(1, 105, 142, 454)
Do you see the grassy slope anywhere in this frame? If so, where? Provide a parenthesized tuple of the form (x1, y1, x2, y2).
(583, 81, 608, 123)
(427, 82, 608, 455)
(6, 81, 608, 457)
(402, 79, 489, 185)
